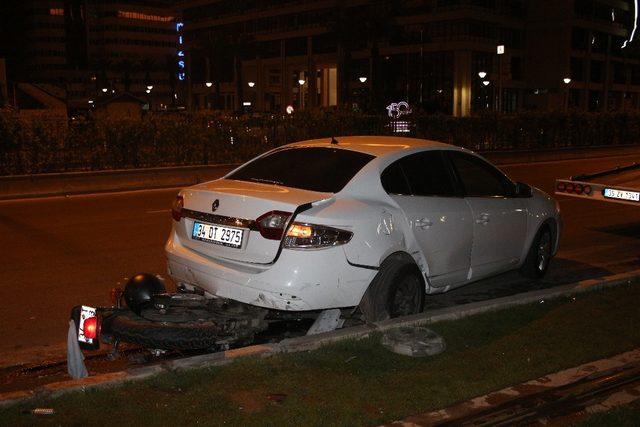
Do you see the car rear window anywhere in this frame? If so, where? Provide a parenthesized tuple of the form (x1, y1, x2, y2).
(227, 147, 375, 193)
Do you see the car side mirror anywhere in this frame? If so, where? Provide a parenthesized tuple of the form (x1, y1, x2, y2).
(515, 182, 532, 198)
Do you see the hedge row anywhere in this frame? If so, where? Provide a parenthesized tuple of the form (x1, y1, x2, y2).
(1, 110, 638, 175)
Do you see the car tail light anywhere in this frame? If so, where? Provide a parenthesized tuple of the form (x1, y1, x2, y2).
(172, 195, 184, 221)
(556, 182, 566, 192)
(565, 182, 574, 193)
(284, 222, 353, 249)
(583, 185, 592, 195)
(574, 183, 583, 195)
(83, 316, 100, 340)
(256, 211, 292, 240)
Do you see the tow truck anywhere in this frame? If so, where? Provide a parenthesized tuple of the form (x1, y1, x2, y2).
(555, 162, 640, 206)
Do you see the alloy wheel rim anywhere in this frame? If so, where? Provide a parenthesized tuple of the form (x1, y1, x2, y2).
(390, 275, 421, 317)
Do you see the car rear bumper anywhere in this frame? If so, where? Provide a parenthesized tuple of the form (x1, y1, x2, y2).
(165, 232, 377, 311)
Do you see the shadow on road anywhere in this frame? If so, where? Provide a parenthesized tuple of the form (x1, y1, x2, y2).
(593, 222, 640, 240)
(424, 258, 612, 310)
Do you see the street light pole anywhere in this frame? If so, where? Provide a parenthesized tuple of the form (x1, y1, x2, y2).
(497, 45, 504, 114)
(563, 77, 572, 112)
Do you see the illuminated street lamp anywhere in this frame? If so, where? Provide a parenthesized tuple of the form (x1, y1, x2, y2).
(478, 71, 487, 79)
(145, 89, 151, 94)
(101, 87, 108, 93)
(482, 80, 490, 86)
(358, 76, 367, 83)
(298, 79, 306, 86)
(146, 85, 153, 90)
(205, 82, 213, 88)
(248, 81, 255, 88)
(563, 77, 572, 84)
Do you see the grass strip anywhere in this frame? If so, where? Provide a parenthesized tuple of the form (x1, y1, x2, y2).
(3, 283, 640, 426)
(574, 399, 640, 426)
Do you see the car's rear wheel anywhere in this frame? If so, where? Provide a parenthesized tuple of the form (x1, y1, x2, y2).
(520, 226, 553, 279)
(358, 253, 425, 322)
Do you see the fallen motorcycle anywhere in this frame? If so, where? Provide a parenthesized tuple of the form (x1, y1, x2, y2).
(70, 273, 272, 353)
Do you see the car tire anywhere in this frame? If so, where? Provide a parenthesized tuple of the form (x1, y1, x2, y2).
(358, 253, 425, 323)
(105, 310, 238, 350)
(519, 226, 553, 279)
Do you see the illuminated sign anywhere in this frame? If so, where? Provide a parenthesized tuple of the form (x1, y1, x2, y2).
(386, 101, 412, 119)
(118, 11, 174, 22)
(176, 22, 185, 81)
(622, 1, 638, 48)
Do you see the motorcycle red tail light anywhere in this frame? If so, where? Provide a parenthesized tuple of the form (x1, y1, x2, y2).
(256, 211, 292, 240)
(83, 316, 100, 340)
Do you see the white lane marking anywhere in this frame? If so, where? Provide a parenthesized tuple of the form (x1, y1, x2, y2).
(146, 209, 171, 214)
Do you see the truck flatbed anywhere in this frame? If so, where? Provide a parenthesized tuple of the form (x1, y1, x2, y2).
(555, 162, 640, 206)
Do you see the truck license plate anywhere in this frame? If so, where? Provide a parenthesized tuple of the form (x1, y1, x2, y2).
(603, 188, 640, 202)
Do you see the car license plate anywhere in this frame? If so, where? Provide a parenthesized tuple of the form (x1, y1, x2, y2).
(78, 305, 96, 344)
(603, 188, 640, 202)
(192, 221, 244, 248)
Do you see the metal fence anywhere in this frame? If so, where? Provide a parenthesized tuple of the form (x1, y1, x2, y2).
(1, 111, 639, 175)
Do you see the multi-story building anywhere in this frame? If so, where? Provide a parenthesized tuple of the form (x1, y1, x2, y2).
(2, 0, 180, 111)
(528, 0, 640, 112)
(180, 0, 640, 116)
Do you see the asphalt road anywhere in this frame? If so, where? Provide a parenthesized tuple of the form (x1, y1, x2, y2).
(2, 154, 640, 357)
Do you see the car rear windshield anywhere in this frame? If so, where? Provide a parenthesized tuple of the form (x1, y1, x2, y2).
(227, 147, 375, 193)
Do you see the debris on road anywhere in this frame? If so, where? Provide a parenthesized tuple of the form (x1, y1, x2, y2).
(66, 320, 88, 379)
(266, 393, 287, 404)
(306, 309, 344, 335)
(381, 327, 446, 357)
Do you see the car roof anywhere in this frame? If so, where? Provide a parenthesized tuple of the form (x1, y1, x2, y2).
(284, 136, 457, 158)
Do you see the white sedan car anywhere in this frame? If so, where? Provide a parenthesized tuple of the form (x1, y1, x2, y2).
(165, 136, 561, 321)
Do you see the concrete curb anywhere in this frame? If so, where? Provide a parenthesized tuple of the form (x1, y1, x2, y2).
(482, 143, 640, 166)
(1, 144, 639, 201)
(1, 268, 639, 408)
(0, 163, 238, 201)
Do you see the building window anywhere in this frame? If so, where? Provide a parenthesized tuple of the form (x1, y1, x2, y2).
(590, 60, 604, 83)
(268, 69, 281, 86)
(632, 65, 640, 85)
(571, 27, 588, 51)
(510, 57, 523, 81)
(589, 90, 601, 111)
(613, 62, 627, 84)
(570, 57, 584, 81)
(591, 32, 607, 54)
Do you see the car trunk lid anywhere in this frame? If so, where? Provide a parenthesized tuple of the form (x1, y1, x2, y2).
(178, 179, 331, 264)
